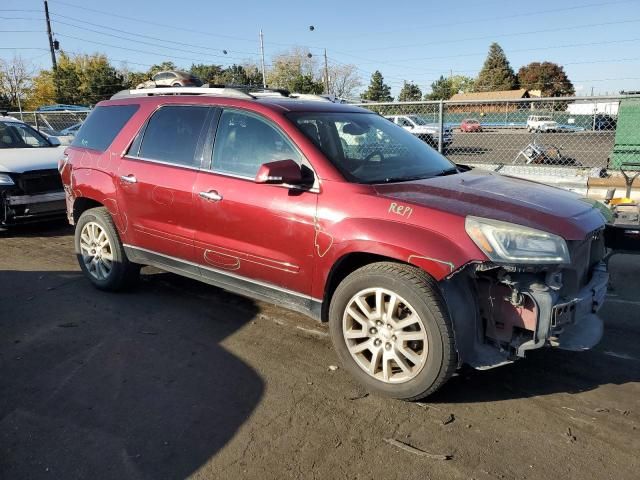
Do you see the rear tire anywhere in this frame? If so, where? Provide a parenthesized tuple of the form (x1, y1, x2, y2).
(328, 262, 457, 400)
(75, 207, 140, 291)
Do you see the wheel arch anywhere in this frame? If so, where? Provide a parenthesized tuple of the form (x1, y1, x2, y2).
(72, 197, 103, 224)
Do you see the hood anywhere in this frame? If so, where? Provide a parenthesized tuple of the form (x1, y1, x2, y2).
(374, 170, 605, 240)
(0, 146, 66, 173)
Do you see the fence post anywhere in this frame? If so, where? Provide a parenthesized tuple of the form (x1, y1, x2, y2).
(34, 112, 39, 131)
(438, 100, 444, 153)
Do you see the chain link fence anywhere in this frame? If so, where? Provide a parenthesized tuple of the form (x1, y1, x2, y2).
(7, 110, 90, 138)
(355, 95, 640, 177)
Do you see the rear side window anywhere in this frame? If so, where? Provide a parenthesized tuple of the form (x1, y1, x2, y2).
(72, 105, 138, 151)
(138, 105, 209, 167)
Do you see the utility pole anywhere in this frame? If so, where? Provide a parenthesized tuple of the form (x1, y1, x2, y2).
(44, 0, 59, 101)
(323, 49, 329, 95)
(12, 66, 23, 120)
(259, 29, 266, 88)
(44, 1, 57, 70)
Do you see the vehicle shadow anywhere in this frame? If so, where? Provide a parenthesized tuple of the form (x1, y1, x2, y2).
(429, 304, 640, 404)
(0, 269, 264, 480)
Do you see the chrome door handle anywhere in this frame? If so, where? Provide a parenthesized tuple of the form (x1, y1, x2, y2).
(120, 174, 137, 184)
(199, 190, 223, 202)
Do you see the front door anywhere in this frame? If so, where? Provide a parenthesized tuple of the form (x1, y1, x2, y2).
(116, 105, 212, 261)
(192, 108, 318, 297)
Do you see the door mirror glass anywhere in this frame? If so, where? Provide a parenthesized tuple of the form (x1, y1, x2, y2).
(255, 159, 305, 185)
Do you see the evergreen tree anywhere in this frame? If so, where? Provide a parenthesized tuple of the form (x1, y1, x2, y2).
(517, 62, 574, 97)
(426, 76, 452, 100)
(476, 43, 518, 91)
(397, 81, 422, 101)
(361, 70, 392, 102)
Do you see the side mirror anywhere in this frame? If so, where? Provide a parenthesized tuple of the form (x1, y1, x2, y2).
(255, 159, 307, 185)
(48, 136, 61, 146)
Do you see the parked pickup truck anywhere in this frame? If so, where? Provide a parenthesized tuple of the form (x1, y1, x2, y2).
(0, 113, 66, 226)
(61, 87, 611, 400)
(385, 114, 453, 149)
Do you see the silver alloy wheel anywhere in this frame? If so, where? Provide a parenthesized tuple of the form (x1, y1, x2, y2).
(342, 287, 428, 384)
(79, 221, 114, 281)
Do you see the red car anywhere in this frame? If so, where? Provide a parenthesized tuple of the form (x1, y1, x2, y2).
(60, 87, 609, 400)
(460, 118, 483, 132)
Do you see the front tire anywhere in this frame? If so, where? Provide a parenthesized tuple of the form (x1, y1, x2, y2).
(328, 262, 457, 400)
(75, 207, 140, 291)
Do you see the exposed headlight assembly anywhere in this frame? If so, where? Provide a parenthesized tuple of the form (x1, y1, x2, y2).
(465, 216, 570, 264)
(0, 173, 15, 186)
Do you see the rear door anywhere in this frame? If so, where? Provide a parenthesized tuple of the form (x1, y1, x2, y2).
(116, 105, 213, 262)
(192, 108, 318, 296)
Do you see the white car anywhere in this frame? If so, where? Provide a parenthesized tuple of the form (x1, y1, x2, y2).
(527, 115, 560, 133)
(0, 113, 67, 226)
(385, 115, 453, 148)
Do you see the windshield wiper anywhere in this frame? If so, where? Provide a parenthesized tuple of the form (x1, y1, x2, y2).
(434, 167, 459, 177)
(379, 175, 429, 183)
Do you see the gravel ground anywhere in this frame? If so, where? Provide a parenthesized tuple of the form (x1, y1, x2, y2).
(1, 221, 639, 480)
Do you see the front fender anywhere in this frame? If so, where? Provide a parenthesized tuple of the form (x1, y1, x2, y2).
(311, 217, 487, 299)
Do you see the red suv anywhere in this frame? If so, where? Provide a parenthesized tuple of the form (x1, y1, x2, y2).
(60, 87, 610, 400)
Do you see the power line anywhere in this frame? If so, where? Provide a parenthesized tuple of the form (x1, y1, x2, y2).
(54, 33, 259, 68)
(329, 0, 640, 40)
(48, 12, 260, 57)
(50, 22, 257, 63)
(345, 18, 640, 53)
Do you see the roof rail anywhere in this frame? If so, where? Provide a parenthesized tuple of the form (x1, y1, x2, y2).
(110, 86, 256, 100)
(109, 86, 341, 103)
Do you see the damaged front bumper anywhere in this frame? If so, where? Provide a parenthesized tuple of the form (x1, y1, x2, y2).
(1, 190, 66, 225)
(442, 261, 609, 370)
(517, 262, 607, 356)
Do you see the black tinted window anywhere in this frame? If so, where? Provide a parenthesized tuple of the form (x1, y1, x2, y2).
(139, 106, 208, 167)
(212, 110, 302, 177)
(72, 105, 138, 151)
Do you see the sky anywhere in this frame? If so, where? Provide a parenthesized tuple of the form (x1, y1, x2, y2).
(2, 0, 640, 97)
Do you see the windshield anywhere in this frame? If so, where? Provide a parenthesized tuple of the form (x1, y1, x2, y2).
(288, 111, 455, 184)
(0, 120, 51, 149)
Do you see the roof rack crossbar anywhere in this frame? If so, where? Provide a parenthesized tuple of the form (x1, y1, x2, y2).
(110, 86, 257, 100)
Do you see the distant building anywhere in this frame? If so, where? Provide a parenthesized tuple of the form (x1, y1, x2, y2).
(448, 89, 530, 113)
(567, 101, 619, 116)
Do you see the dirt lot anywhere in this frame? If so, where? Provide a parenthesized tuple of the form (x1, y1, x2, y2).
(446, 130, 614, 168)
(1, 221, 639, 480)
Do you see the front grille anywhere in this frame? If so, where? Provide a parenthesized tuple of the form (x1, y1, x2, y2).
(16, 169, 63, 195)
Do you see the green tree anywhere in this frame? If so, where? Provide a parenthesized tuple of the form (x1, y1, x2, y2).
(476, 43, 518, 91)
(361, 70, 392, 102)
(426, 75, 452, 100)
(219, 64, 263, 86)
(51, 52, 125, 105)
(147, 61, 178, 77)
(397, 81, 422, 102)
(517, 61, 574, 97)
(189, 63, 224, 84)
(449, 75, 475, 95)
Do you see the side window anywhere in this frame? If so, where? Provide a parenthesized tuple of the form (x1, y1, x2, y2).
(212, 109, 303, 178)
(138, 105, 208, 167)
(398, 118, 412, 127)
(72, 104, 138, 151)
